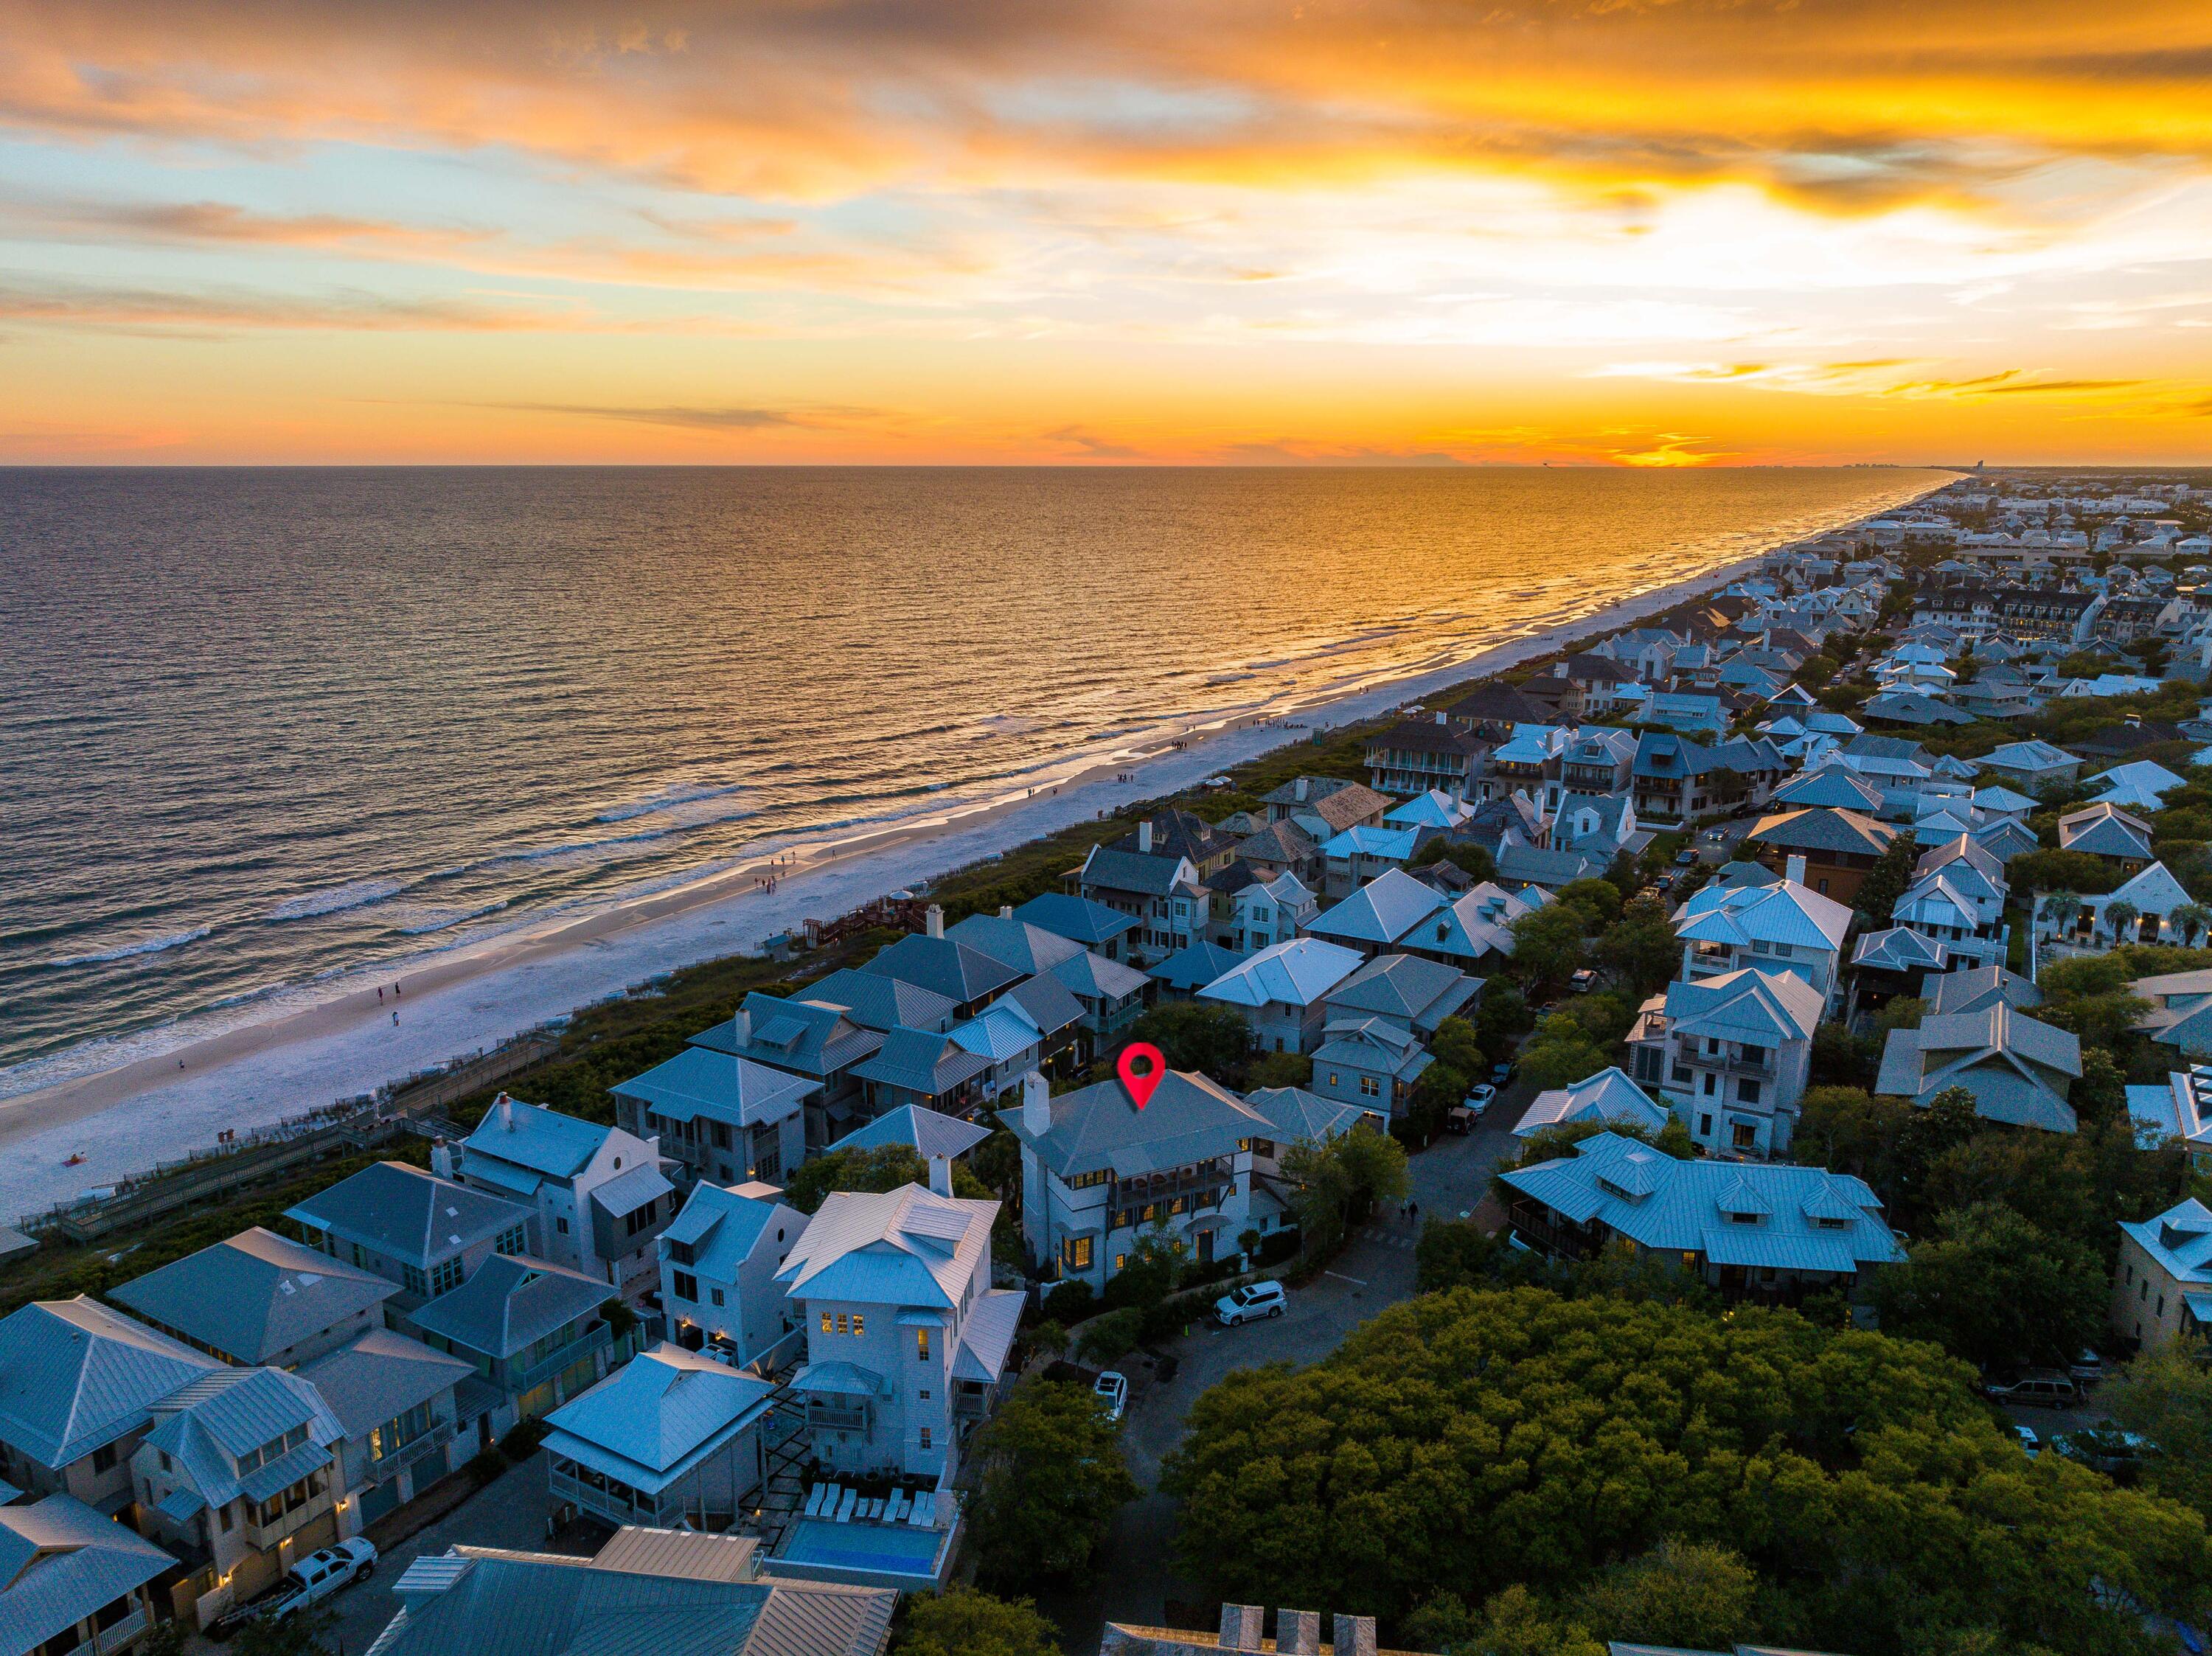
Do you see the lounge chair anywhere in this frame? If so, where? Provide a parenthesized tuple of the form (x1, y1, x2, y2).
(804, 1483, 829, 1517)
(905, 1491, 934, 1526)
(834, 1486, 857, 1523)
(884, 1489, 909, 1523)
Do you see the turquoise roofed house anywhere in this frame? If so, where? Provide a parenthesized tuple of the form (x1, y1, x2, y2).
(611, 1046, 818, 1189)
(1672, 864, 1852, 1015)
(1011, 891, 1138, 959)
(451, 1096, 674, 1298)
(299, 1328, 476, 1526)
(1514, 1067, 1670, 1141)
(0, 1495, 176, 1656)
(2114, 1197, 2212, 1350)
(1627, 967, 1823, 1158)
(689, 992, 884, 1144)
(1318, 823, 1425, 902)
(657, 1181, 808, 1368)
(411, 1252, 633, 1433)
(1197, 936, 1366, 1055)
(1304, 866, 1451, 960)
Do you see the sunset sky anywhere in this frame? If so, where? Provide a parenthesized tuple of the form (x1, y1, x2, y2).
(6, 0, 2212, 465)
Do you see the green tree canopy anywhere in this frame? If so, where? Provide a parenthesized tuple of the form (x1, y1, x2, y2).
(967, 1380, 1140, 1587)
(1280, 1127, 1411, 1256)
(1160, 1287, 2212, 1651)
(2107, 1340, 2212, 1523)
(1852, 832, 1921, 928)
(894, 1587, 1063, 1656)
(782, 1145, 992, 1214)
(1509, 906, 1589, 997)
(1413, 838, 1499, 884)
(1125, 1000, 1254, 1079)
(1555, 878, 1624, 931)
(1592, 896, 1682, 998)
(1868, 1202, 2108, 1370)
(2011, 848, 2124, 897)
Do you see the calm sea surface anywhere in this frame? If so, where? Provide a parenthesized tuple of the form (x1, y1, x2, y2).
(0, 466, 1938, 1088)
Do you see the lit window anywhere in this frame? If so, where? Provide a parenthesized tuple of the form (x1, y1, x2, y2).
(835, 1314, 849, 1335)
(919, 1427, 932, 1450)
(852, 1314, 864, 1336)
(820, 1312, 833, 1335)
(917, 1329, 931, 1361)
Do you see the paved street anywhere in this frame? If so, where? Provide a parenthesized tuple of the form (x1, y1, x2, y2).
(1035, 1100, 1528, 1653)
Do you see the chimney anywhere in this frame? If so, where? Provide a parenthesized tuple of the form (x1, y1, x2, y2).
(731, 1007, 751, 1046)
(1279, 1610, 1320, 1656)
(1020, 1071, 1051, 1138)
(927, 1154, 953, 1199)
(1137, 820, 1154, 855)
(1786, 853, 1808, 886)
(430, 1142, 455, 1180)
(1218, 1606, 1263, 1652)
(1331, 1615, 1377, 1656)
(1295, 777, 1310, 801)
(998, 905, 1013, 919)
(1434, 710, 1447, 726)
(497, 1093, 514, 1132)
(925, 903, 944, 939)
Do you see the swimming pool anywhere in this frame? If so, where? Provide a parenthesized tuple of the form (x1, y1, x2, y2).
(778, 1517, 949, 1582)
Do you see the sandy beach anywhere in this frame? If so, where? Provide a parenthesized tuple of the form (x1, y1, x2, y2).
(0, 542, 1832, 1221)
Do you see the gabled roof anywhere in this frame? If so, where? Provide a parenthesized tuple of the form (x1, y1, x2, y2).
(1147, 940, 1245, 994)
(658, 1183, 801, 1284)
(1851, 926, 1949, 973)
(860, 933, 1023, 1007)
(462, 1101, 609, 1181)
(1674, 877, 1852, 953)
(2086, 759, 2188, 809)
(298, 1329, 473, 1442)
(1323, 953, 1480, 1031)
(1444, 683, 1551, 727)
(611, 1046, 819, 1131)
(1046, 947, 1152, 1002)
(1498, 844, 1607, 889)
(847, 1026, 993, 1099)
(1077, 843, 1195, 899)
(773, 1186, 995, 1310)
(1514, 1068, 1670, 1141)
(948, 1001, 1046, 1065)
(1311, 1018, 1430, 1081)
(1876, 1003, 2082, 1133)
(1197, 937, 1364, 1010)
(144, 1368, 343, 1508)
(2058, 802, 2156, 860)
(111, 1228, 394, 1365)
(0, 1299, 221, 1470)
(0, 1495, 175, 1656)
(1306, 868, 1448, 947)
(1971, 815, 2042, 862)
(1924, 963, 2042, 1018)
(999, 1070, 1272, 1182)
(1662, 967, 1823, 1044)
(827, 1104, 992, 1163)
(1010, 893, 1138, 947)
(542, 1343, 776, 1488)
(1242, 1086, 1374, 1143)
(942, 914, 1085, 978)
(2100, 859, 2193, 912)
(1770, 765, 1885, 813)
(778, 969, 956, 1035)
(1745, 807, 1896, 859)
(285, 1162, 531, 1270)
(689, 993, 885, 1079)
(2119, 1197, 2212, 1286)
(411, 1255, 609, 1360)
(1232, 821, 1319, 867)
(1499, 1133, 1902, 1273)
(1321, 824, 1423, 862)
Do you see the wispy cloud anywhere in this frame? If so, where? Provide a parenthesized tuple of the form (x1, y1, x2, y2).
(473, 401, 888, 433)
(1042, 424, 1146, 459)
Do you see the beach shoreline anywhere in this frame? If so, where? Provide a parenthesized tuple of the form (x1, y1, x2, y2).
(0, 508, 1920, 1222)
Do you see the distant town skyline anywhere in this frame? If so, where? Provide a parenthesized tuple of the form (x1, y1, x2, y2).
(5, 1, 2212, 465)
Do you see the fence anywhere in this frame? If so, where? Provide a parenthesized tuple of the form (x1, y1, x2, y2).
(18, 1029, 561, 1242)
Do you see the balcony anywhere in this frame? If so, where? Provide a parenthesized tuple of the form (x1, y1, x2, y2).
(245, 1486, 333, 1551)
(93, 1607, 148, 1654)
(369, 1420, 455, 1478)
(513, 1323, 613, 1394)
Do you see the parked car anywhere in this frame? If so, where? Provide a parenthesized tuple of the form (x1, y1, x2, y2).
(1214, 1280, 1288, 1326)
(1568, 969, 1599, 993)
(1093, 1371, 1128, 1422)
(1462, 1083, 1498, 1116)
(1675, 848, 1699, 866)
(1490, 1060, 1516, 1086)
(2013, 1424, 2041, 1458)
(1984, 1369, 2081, 1409)
(2053, 1425, 2154, 1478)
(2068, 1349, 2105, 1384)
(258, 1540, 378, 1623)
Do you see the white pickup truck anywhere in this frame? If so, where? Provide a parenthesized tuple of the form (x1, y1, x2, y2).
(258, 1539, 378, 1622)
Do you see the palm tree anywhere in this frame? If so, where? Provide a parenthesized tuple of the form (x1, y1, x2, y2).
(2038, 890, 2081, 933)
(2105, 900, 2140, 944)
(2174, 902, 2211, 948)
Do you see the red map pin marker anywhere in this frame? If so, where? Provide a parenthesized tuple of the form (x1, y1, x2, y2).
(1116, 1043, 1165, 1110)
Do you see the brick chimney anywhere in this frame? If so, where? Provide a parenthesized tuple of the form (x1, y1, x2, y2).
(1138, 819, 1154, 854)
(925, 903, 944, 939)
(1279, 1610, 1320, 1656)
(1217, 1606, 1264, 1652)
(1331, 1615, 1377, 1656)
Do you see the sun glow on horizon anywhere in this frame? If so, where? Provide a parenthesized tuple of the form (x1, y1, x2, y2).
(4, 1, 2212, 465)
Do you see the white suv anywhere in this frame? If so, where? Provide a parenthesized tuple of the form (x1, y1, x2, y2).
(1214, 1281, 1287, 1326)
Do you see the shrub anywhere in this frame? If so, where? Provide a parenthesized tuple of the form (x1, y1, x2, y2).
(1042, 1280, 1096, 1321)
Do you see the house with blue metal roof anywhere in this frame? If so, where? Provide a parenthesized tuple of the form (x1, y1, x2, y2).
(368, 1535, 894, 1656)
(2115, 1197, 2212, 1349)
(410, 1253, 633, 1433)
(0, 1495, 176, 1656)
(544, 1343, 781, 1534)
(1318, 824, 1425, 902)
(1197, 937, 1366, 1055)
(659, 1183, 807, 1368)
(0, 1298, 223, 1519)
(453, 1097, 673, 1297)
(1627, 967, 1823, 1158)
(284, 1161, 532, 1312)
(1499, 1132, 1903, 1307)
(1011, 892, 1138, 959)
(132, 1367, 350, 1621)
(689, 993, 885, 1142)
(848, 1027, 992, 1119)
(298, 1329, 474, 1526)
(611, 1047, 818, 1190)
(858, 930, 1021, 1019)
(1043, 947, 1151, 1040)
(1514, 1067, 1671, 1141)
(781, 969, 956, 1035)
(1673, 866, 1851, 1013)
(111, 1227, 394, 1370)
(1074, 827, 1208, 965)
(1309, 1018, 1430, 1116)
(1304, 867, 1449, 960)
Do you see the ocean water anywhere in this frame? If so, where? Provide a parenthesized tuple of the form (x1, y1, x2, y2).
(0, 465, 1938, 1090)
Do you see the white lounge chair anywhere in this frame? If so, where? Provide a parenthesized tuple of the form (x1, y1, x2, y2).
(861, 1497, 881, 1520)
(834, 1486, 857, 1523)
(884, 1489, 909, 1523)
(810, 1483, 835, 1517)
(905, 1491, 934, 1526)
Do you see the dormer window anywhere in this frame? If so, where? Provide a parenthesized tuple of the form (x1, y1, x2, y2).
(1725, 1210, 1763, 1225)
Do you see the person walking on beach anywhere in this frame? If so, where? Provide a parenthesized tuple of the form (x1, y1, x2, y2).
(378, 987, 383, 1002)
(392, 1010, 400, 1026)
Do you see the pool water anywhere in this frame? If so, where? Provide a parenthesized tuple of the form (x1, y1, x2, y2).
(779, 1517, 947, 1579)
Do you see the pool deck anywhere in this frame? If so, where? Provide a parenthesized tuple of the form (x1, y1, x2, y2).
(762, 1511, 959, 1592)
